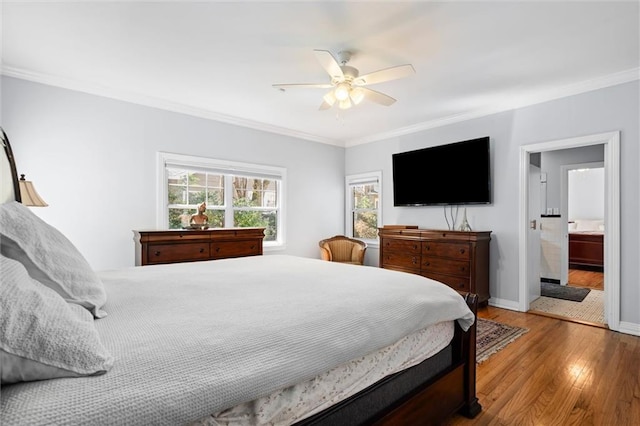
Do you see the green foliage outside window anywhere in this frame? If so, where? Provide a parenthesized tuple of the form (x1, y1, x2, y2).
(352, 184, 378, 240)
(233, 198, 277, 241)
(167, 169, 279, 239)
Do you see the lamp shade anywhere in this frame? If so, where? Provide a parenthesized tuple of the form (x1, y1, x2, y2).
(19, 175, 48, 207)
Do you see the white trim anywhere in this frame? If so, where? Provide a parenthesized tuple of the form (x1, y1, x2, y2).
(3, 65, 637, 149)
(1, 66, 339, 147)
(345, 171, 382, 247)
(156, 151, 287, 248)
(488, 298, 521, 312)
(519, 131, 620, 332)
(618, 321, 640, 337)
(559, 161, 604, 286)
(346, 69, 639, 147)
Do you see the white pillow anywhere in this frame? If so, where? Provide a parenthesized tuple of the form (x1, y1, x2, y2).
(0, 201, 107, 318)
(0, 254, 114, 384)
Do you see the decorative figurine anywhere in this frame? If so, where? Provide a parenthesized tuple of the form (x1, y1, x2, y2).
(458, 208, 472, 232)
(190, 202, 208, 225)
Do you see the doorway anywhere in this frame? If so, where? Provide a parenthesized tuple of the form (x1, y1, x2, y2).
(518, 131, 620, 332)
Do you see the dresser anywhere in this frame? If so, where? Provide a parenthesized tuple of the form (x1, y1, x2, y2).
(134, 228, 265, 266)
(379, 227, 491, 304)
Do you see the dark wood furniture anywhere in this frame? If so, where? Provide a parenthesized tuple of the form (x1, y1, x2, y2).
(134, 228, 265, 266)
(569, 232, 604, 271)
(379, 227, 491, 304)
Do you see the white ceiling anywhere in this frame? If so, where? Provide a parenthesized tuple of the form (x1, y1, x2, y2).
(1, 1, 639, 147)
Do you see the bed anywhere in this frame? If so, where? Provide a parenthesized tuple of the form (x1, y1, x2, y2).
(568, 219, 604, 270)
(0, 128, 481, 425)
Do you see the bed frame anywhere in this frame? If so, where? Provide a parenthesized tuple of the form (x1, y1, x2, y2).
(1, 129, 481, 425)
(300, 293, 480, 425)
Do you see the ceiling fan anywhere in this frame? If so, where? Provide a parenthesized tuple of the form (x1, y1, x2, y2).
(273, 50, 415, 110)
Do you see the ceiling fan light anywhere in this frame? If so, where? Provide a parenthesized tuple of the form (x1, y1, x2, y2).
(350, 88, 365, 105)
(334, 83, 351, 101)
(338, 98, 352, 110)
(323, 91, 336, 106)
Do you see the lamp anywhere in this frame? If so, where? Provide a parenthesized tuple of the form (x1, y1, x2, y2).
(19, 174, 48, 207)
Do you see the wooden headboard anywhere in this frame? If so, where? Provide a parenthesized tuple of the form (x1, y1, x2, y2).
(1, 127, 22, 204)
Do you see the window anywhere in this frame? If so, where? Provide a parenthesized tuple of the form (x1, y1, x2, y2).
(158, 152, 285, 247)
(346, 171, 382, 246)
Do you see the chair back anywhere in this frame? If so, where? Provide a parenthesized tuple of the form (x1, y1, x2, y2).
(319, 235, 367, 265)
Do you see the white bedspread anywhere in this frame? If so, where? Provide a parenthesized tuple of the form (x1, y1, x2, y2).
(1, 255, 475, 426)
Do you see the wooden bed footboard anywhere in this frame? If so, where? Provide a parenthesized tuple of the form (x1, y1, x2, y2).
(374, 293, 481, 425)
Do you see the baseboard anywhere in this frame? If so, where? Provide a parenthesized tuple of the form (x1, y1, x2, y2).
(541, 277, 560, 284)
(617, 321, 640, 336)
(488, 298, 521, 311)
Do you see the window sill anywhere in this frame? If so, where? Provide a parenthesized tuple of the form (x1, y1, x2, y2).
(264, 244, 286, 252)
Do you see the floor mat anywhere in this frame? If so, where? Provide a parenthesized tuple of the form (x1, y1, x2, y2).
(541, 282, 590, 302)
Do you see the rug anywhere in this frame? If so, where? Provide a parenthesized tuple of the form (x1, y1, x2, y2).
(530, 289, 605, 324)
(541, 282, 590, 302)
(476, 318, 528, 364)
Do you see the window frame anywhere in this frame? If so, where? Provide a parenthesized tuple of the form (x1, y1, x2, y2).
(345, 171, 382, 248)
(157, 152, 286, 249)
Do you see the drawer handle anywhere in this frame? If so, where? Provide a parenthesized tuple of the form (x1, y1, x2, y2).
(424, 262, 430, 266)
(412, 257, 418, 265)
(413, 244, 418, 250)
(199, 248, 205, 253)
(460, 266, 466, 272)
(442, 233, 447, 237)
(154, 251, 161, 256)
(425, 245, 430, 251)
(250, 245, 255, 250)
(460, 248, 466, 254)
(215, 247, 220, 253)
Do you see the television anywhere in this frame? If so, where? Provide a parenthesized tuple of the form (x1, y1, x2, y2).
(392, 137, 491, 206)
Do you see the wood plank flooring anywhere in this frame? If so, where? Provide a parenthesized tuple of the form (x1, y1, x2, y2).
(568, 268, 604, 290)
(444, 306, 640, 426)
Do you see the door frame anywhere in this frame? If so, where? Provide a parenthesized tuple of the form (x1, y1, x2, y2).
(560, 161, 604, 286)
(518, 131, 620, 331)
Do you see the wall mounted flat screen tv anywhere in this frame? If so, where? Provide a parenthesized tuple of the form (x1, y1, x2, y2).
(392, 136, 491, 206)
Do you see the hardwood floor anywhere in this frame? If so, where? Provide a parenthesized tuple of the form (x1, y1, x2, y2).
(568, 268, 604, 290)
(445, 306, 640, 426)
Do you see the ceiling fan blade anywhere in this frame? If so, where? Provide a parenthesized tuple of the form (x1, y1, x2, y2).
(360, 87, 397, 106)
(273, 83, 334, 89)
(353, 64, 415, 86)
(314, 49, 344, 80)
(319, 100, 332, 110)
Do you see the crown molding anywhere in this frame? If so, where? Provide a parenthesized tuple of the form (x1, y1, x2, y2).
(344, 67, 640, 147)
(0, 66, 343, 147)
(2, 65, 637, 149)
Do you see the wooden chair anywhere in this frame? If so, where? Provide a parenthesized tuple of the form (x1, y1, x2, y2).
(319, 235, 367, 265)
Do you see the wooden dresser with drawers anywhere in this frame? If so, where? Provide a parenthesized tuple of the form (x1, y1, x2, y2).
(378, 227, 491, 304)
(134, 228, 265, 266)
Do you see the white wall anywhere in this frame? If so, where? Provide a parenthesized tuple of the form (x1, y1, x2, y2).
(4, 76, 639, 326)
(568, 167, 604, 220)
(1, 77, 346, 270)
(540, 145, 604, 212)
(346, 80, 640, 325)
